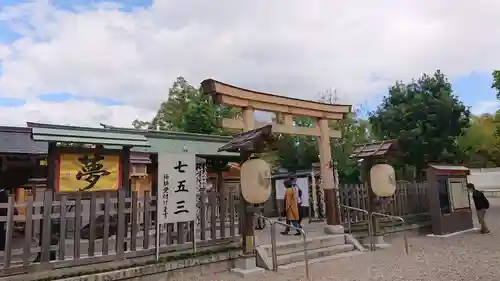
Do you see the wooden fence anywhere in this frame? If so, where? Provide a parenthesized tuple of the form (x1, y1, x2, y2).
(483, 189, 500, 198)
(338, 182, 430, 228)
(0, 189, 240, 277)
(0, 182, 430, 277)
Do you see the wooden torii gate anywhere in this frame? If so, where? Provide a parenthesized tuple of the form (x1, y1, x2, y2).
(202, 79, 351, 246)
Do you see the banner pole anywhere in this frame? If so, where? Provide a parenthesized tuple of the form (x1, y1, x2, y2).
(192, 220, 197, 253)
(156, 203, 160, 260)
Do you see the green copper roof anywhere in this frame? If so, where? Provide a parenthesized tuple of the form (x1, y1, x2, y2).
(26, 122, 238, 158)
(131, 137, 237, 156)
(28, 123, 150, 147)
(100, 125, 238, 157)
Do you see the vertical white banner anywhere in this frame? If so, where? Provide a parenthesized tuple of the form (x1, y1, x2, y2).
(156, 153, 197, 259)
(157, 153, 197, 224)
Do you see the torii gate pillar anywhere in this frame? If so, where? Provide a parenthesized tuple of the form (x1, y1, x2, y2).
(202, 79, 351, 234)
(317, 118, 338, 227)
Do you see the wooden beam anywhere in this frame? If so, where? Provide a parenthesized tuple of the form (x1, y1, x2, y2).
(202, 79, 350, 120)
(218, 95, 345, 120)
(221, 118, 342, 138)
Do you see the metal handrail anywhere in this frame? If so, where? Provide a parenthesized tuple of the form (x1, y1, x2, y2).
(369, 212, 409, 255)
(271, 220, 309, 279)
(338, 204, 374, 251)
(254, 214, 274, 250)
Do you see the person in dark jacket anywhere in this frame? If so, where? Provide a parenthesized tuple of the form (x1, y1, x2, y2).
(467, 183, 490, 234)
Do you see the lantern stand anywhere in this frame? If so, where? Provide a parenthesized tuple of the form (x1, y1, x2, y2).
(217, 125, 276, 277)
(349, 140, 400, 246)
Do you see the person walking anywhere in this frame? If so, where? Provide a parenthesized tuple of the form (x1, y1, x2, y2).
(467, 183, 490, 234)
(289, 175, 304, 225)
(280, 179, 302, 236)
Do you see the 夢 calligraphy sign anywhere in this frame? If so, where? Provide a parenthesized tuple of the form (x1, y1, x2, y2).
(57, 153, 120, 193)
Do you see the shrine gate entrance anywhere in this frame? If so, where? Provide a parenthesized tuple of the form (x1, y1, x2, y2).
(201, 79, 351, 252)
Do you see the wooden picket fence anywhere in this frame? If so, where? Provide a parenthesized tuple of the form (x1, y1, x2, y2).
(0, 189, 240, 277)
(338, 182, 430, 229)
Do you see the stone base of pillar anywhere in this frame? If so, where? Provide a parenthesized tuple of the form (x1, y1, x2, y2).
(324, 224, 345, 234)
(361, 235, 390, 248)
(231, 255, 265, 277)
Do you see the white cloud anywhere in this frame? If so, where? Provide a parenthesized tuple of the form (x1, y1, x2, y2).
(0, 99, 155, 127)
(0, 0, 500, 126)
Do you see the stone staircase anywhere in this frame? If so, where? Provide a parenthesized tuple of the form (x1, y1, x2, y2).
(255, 234, 365, 270)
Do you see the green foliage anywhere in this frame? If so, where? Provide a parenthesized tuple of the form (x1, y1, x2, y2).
(492, 70, 500, 100)
(331, 112, 371, 183)
(322, 90, 371, 183)
(133, 77, 237, 135)
(490, 70, 500, 137)
(458, 113, 500, 168)
(275, 116, 319, 171)
(273, 91, 371, 183)
(369, 70, 470, 178)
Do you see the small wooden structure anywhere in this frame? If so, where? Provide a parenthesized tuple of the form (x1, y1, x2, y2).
(216, 125, 276, 254)
(350, 140, 399, 160)
(28, 122, 151, 195)
(0, 123, 243, 279)
(426, 164, 473, 235)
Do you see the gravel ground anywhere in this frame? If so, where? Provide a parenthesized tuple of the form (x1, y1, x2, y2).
(184, 198, 500, 281)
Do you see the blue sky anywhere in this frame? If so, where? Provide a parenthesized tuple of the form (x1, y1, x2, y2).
(0, 0, 498, 126)
(0, 0, 151, 110)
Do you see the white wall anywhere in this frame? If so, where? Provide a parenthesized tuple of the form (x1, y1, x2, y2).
(468, 168, 500, 190)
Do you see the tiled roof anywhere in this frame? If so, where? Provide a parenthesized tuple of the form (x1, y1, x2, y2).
(429, 164, 469, 171)
(0, 126, 47, 154)
(350, 139, 398, 159)
(217, 125, 276, 153)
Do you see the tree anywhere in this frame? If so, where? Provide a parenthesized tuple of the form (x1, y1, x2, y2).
(320, 91, 372, 183)
(273, 90, 372, 182)
(490, 70, 500, 137)
(492, 70, 500, 100)
(458, 114, 500, 168)
(369, 70, 470, 179)
(274, 116, 319, 171)
(330, 112, 371, 183)
(133, 77, 237, 134)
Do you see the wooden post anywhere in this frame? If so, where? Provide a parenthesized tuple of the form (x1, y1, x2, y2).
(120, 146, 131, 252)
(363, 158, 380, 235)
(241, 107, 255, 255)
(317, 118, 341, 227)
(35, 142, 57, 263)
(310, 171, 318, 220)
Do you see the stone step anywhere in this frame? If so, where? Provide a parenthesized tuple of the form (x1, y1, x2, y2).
(278, 250, 365, 270)
(261, 234, 346, 256)
(277, 244, 355, 266)
(255, 234, 364, 270)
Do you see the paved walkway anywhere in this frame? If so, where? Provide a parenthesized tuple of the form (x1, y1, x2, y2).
(191, 198, 500, 281)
